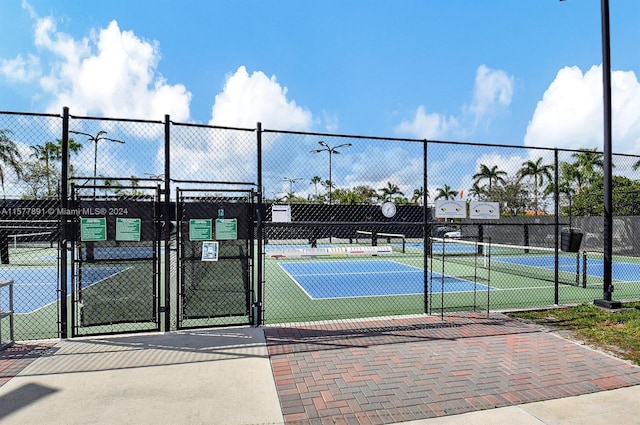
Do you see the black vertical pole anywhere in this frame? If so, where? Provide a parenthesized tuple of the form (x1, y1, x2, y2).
(423, 139, 429, 315)
(595, 0, 618, 308)
(164, 115, 171, 331)
(60, 107, 69, 338)
(554, 149, 560, 305)
(256, 122, 263, 326)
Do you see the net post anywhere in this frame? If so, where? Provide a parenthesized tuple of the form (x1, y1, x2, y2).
(582, 251, 588, 288)
(575, 251, 580, 286)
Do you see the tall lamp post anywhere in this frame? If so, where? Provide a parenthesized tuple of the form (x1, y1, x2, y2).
(69, 130, 125, 197)
(561, 0, 616, 308)
(282, 176, 302, 202)
(311, 141, 351, 205)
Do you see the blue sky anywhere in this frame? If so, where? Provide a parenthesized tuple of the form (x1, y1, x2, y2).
(1, 0, 639, 201)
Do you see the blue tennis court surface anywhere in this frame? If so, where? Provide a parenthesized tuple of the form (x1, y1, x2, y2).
(1, 266, 127, 313)
(278, 260, 492, 299)
(493, 255, 580, 273)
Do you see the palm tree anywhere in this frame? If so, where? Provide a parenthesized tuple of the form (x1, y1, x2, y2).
(411, 187, 425, 205)
(378, 182, 403, 202)
(434, 184, 459, 200)
(472, 164, 507, 190)
(0, 129, 23, 198)
(30, 141, 59, 197)
(309, 176, 322, 200)
(518, 157, 553, 215)
(468, 182, 486, 199)
(570, 148, 604, 193)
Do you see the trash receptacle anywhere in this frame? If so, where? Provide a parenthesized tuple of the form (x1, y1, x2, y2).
(561, 228, 583, 252)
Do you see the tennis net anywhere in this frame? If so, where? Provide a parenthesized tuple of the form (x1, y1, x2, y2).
(355, 230, 405, 253)
(6, 230, 57, 251)
(429, 237, 582, 286)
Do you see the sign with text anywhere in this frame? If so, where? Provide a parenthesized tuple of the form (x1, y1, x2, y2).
(80, 217, 107, 241)
(189, 219, 212, 241)
(434, 200, 466, 219)
(115, 217, 141, 241)
(469, 201, 500, 220)
(215, 218, 238, 240)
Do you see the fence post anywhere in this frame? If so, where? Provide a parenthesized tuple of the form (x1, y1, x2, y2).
(423, 139, 429, 314)
(60, 107, 69, 338)
(255, 122, 263, 326)
(164, 115, 171, 332)
(554, 148, 559, 305)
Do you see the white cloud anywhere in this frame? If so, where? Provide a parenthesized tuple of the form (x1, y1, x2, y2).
(0, 54, 41, 82)
(5, 13, 191, 121)
(395, 105, 459, 139)
(210, 66, 313, 130)
(524, 65, 640, 154)
(166, 66, 314, 183)
(465, 64, 514, 127)
(395, 65, 513, 139)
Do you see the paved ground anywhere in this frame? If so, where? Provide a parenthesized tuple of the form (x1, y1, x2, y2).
(1, 313, 640, 424)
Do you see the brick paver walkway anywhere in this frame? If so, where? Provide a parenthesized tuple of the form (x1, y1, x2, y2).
(265, 313, 640, 424)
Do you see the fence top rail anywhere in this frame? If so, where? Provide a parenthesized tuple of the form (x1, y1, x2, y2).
(262, 127, 640, 157)
(69, 114, 163, 125)
(170, 121, 256, 132)
(0, 110, 60, 118)
(173, 179, 257, 186)
(70, 176, 163, 182)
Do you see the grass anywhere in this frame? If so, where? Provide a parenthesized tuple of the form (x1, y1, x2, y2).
(507, 302, 640, 365)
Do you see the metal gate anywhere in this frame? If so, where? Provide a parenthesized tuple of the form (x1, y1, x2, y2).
(70, 183, 163, 336)
(175, 187, 257, 329)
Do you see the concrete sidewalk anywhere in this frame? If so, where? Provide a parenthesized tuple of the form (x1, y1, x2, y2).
(0, 328, 283, 425)
(1, 316, 640, 424)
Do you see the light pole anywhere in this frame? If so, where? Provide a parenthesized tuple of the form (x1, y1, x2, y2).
(311, 141, 351, 205)
(70, 130, 125, 197)
(561, 0, 616, 307)
(282, 177, 302, 200)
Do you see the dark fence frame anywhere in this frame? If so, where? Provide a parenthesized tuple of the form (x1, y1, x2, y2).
(1, 107, 639, 339)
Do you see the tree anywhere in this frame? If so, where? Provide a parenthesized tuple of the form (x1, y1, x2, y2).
(320, 179, 334, 203)
(469, 182, 486, 200)
(29, 137, 83, 198)
(30, 141, 59, 197)
(572, 175, 640, 216)
(572, 148, 604, 190)
(472, 164, 507, 190)
(309, 176, 322, 200)
(490, 177, 528, 216)
(20, 160, 49, 199)
(378, 182, 403, 202)
(351, 185, 378, 204)
(518, 157, 553, 215)
(0, 129, 23, 197)
(411, 187, 425, 205)
(434, 184, 458, 200)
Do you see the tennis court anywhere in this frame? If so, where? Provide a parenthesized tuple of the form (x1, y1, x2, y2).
(0, 266, 130, 313)
(278, 259, 493, 299)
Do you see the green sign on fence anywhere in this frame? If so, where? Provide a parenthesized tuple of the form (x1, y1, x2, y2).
(116, 218, 141, 241)
(215, 218, 237, 240)
(80, 217, 107, 241)
(189, 219, 212, 241)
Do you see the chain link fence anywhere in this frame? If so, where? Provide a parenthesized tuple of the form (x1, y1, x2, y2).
(1, 108, 640, 340)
